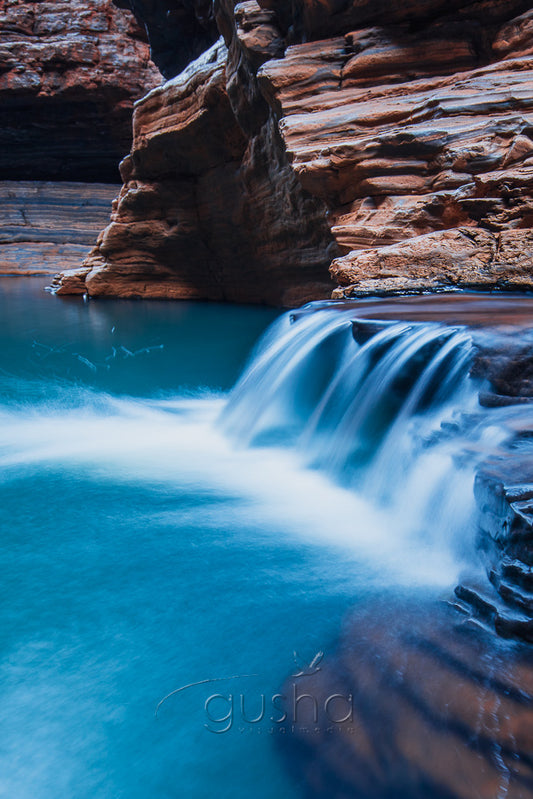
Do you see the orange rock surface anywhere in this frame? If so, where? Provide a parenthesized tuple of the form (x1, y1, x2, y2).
(54, 0, 533, 303)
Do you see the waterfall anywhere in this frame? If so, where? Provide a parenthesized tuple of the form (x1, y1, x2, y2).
(221, 303, 526, 564)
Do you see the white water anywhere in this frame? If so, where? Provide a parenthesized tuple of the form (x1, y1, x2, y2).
(10, 286, 533, 799)
(221, 306, 529, 580)
(2, 305, 524, 589)
(0, 387, 464, 587)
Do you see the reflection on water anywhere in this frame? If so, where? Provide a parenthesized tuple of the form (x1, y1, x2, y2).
(0, 277, 280, 397)
(282, 598, 533, 799)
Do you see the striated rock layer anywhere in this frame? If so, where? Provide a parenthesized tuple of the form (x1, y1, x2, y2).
(55, 0, 533, 304)
(0, 181, 120, 274)
(259, 0, 533, 297)
(54, 27, 335, 304)
(0, 0, 160, 182)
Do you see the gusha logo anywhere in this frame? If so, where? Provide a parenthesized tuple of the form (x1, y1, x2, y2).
(156, 651, 357, 735)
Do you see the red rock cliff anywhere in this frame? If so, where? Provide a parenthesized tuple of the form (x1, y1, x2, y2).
(55, 0, 533, 304)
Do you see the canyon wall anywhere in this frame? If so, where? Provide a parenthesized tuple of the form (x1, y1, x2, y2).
(54, 0, 533, 304)
(0, 0, 160, 181)
(0, 181, 120, 274)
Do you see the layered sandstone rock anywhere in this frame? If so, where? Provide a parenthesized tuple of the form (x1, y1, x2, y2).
(454, 435, 533, 645)
(0, 181, 120, 274)
(54, 23, 335, 304)
(55, 0, 533, 304)
(257, 0, 533, 297)
(0, 0, 160, 181)
(261, 0, 533, 39)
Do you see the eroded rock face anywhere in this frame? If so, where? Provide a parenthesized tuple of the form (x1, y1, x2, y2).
(257, 0, 533, 297)
(55, 0, 533, 304)
(454, 430, 533, 645)
(60, 21, 335, 305)
(0, 0, 161, 181)
(261, 0, 533, 40)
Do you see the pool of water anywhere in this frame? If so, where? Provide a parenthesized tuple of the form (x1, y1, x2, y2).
(0, 279, 431, 799)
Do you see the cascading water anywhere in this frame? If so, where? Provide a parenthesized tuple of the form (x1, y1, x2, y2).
(221, 303, 532, 570)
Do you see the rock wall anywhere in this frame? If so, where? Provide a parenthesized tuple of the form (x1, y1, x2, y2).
(54, 0, 533, 304)
(0, 181, 120, 274)
(447, 339, 533, 646)
(54, 11, 335, 305)
(260, 0, 533, 297)
(0, 0, 161, 181)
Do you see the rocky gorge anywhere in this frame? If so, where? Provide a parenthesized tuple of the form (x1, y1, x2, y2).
(46, 0, 533, 306)
(3, 2, 533, 799)
(0, 0, 160, 272)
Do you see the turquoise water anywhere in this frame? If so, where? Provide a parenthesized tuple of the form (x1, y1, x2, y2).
(0, 279, 408, 799)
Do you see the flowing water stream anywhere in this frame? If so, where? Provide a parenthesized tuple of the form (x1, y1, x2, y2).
(1, 279, 533, 798)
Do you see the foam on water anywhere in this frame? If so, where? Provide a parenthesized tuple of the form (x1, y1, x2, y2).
(220, 307, 506, 578)
(4, 300, 533, 593)
(0, 385, 463, 586)
(0, 302, 516, 593)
